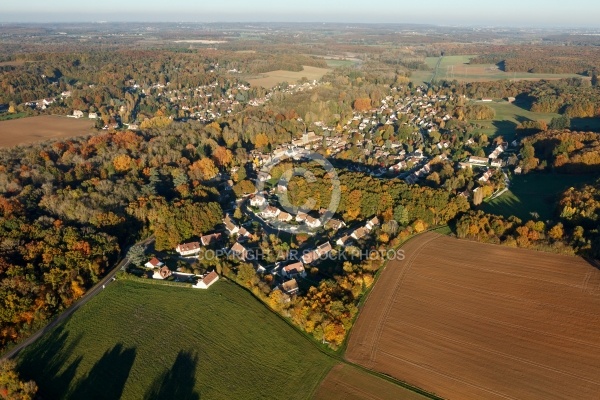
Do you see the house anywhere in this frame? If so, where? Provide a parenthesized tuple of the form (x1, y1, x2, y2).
(277, 212, 292, 222)
(237, 227, 252, 241)
(336, 235, 353, 247)
(295, 212, 308, 223)
(230, 242, 248, 261)
(490, 159, 503, 168)
(144, 257, 163, 269)
(326, 218, 346, 231)
(351, 227, 368, 240)
(277, 182, 288, 192)
(193, 270, 219, 289)
(468, 156, 489, 166)
(305, 215, 321, 229)
(316, 242, 333, 257)
(250, 194, 266, 208)
(88, 112, 98, 119)
(366, 216, 380, 231)
(282, 262, 306, 278)
(223, 215, 240, 235)
(478, 169, 494, 183)
(257, 171, 272, 182)
(260, 205, 280, 219)
(73, 110, 84, 118)
(280, 279, 299, 295)
(301, 249, 320, 265)
(514, 166, 523, 175)
(200, 233, 221, 247)
(153, 266, 172, 280)
(176, 242, 201, 257)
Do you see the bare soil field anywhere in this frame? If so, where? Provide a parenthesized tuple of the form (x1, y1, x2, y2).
(313, 364, 430, 400)
(246, 66, 331, 88)
(0, 115, 95, 147)
(346, 232, 600, 400)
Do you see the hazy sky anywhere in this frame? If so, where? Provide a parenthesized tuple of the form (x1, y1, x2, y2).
(1, 0, 598, 27)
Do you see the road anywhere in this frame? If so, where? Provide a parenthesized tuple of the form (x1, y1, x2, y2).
(1, 236, 155, 360)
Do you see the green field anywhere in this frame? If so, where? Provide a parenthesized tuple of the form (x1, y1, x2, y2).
(474, 101, 560, 141)
(17, 280, 335, 400)
(482, 173, 597, 221)
(410, 55, 584, 85)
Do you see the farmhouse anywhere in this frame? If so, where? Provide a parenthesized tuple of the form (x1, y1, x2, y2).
(193, 270, 219, 289)
(176, 241, 201, 257)
(144, 257, 163, 269)
(282, 262, 306, 278)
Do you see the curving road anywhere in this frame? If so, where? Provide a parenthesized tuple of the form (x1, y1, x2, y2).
(1, 236, 155, 360)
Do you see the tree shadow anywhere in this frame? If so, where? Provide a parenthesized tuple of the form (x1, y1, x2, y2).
(17, 326, 85, 398)
(67, 344, 136, 400)
(145, 350, 200, 400)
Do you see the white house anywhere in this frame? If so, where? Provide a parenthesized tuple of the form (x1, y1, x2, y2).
(366, 216, 380, 231)
(295, 212, 308, 223)
(230, 242, 248, 261)
(316, 242, 332, 258)
(194, 270, 219, 289)
(72, 110, 84, 118)
(305, 215, 321, 229)
(237, 227, 252, 241)
(176, 242, 201, 257)
(200, 233, 221, 247)
(326, 218, 346, 231)
(88, 112, 98, 119)
(301, 249, 319, 265)
(280, 279, 299, 295)
(277, 212, 292, 222)
(336, 235, 353, 247)
(144, 257, 163, 269)
(351, 227, 368, 240)
(260, 206, 280, 219)
(250, 194, 266, 208)
(468, 156, 489, 166)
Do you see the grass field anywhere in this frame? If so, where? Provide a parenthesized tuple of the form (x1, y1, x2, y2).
(346, 232, 600, 400)
(410, 55, 585, 85)
(473, 101, 560, 142)
(17, 280, 335, 400)
(0, 115, 95, 148)
(246, 66, 331, 88)
(313, 364, 430, 400)
(482, 173, 597, 221)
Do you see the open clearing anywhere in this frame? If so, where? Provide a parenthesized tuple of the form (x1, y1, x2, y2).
(0, 115, 95, 147)
(313, 364, 430, 400)
(346, 232, 600, 400)
(410, 55, 584, 85)
(246, 66, 331, 88)
(17, 280, 335, 400)
(482, 173, 598, 221)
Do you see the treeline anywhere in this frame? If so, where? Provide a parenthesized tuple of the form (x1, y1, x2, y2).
(519, 130, 600, 173)
(457, 178, 600, 258)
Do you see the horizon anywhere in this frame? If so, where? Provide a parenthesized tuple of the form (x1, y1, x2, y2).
(2, 0, 600, 28)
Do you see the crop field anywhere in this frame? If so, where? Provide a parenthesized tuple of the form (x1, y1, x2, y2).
(410, 55, 584, 85)
(0, 115, 95, 147)
(346, 232, 600, 400)
(482, 173, 598, 221)
(246, 66, 331, 88)
(313, 364, 431, 400)
(17, 280, 335, 400)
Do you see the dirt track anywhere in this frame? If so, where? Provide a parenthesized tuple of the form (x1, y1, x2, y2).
(0, 115, 95, 148)
(346, 232, 600, 400)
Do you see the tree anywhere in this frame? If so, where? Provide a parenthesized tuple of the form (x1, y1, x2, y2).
(0, 359, 38, 400)
(188, 158, 218, 181)
(212, 146, 233, 168)
(126, 244, 147, 267)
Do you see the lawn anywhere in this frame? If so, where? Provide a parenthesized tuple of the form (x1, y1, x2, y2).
(16, 280, 335, 400)
(481, 173, 597, 221)
(473, 101, 560, 142)
(246, 66, 331, 88)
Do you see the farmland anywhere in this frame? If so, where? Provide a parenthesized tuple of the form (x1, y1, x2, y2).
(0, 115, 95, 147)
(410, 55, 585, 85)
(16, 280, 335, 400)
(246, 65, 331, 88)
(313, 364, 432, 400)
(346, 232, 600, 400)
(482, 173, 598, 221)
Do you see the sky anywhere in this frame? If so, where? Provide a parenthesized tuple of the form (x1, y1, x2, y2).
(1, 0, 599, 27)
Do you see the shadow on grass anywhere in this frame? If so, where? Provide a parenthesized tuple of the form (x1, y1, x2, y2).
(67, 344, 136, 400)
(17, 326, 84, 399)
(145, 350, 200, 400)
